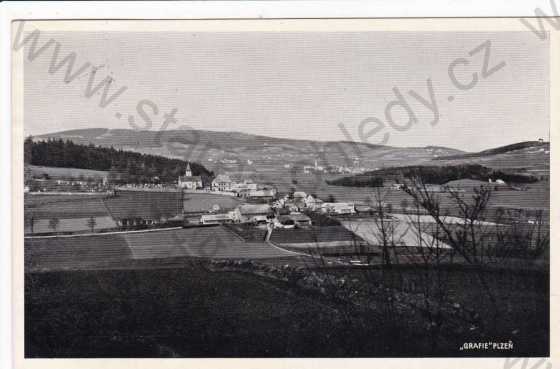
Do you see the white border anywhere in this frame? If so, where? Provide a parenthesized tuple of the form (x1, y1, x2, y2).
(1, 0, 558, 19)
(1, 1, 557, 369)
(1, 4, 13, 369)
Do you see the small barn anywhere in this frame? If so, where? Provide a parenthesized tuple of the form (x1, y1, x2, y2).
(232, 204, 273, 224)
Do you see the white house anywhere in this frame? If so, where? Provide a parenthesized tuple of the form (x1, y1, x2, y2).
(231, 180, 258, 193)
(321, 202, 356, 215)
(293, 191, 307, 199)
(246, 188, 276, 201)
(200, 212, 235, 225)
(178, 163, 202, 190)
(212, 174, 233, 192)
(304, 195, 323, 210)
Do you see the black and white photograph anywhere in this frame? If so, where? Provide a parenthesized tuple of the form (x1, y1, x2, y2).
(7, 12, 557, 365)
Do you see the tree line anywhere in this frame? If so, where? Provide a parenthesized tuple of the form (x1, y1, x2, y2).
(328, 164, 538, 187)
(24, 137, 213, 184)
(326, 175, 384, 188)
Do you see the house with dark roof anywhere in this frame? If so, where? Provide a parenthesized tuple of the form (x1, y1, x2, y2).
(286, 212, 312, 228)
(245, 188, 276, 202)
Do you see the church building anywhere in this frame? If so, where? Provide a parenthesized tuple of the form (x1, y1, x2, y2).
(178, 163, 202, 190)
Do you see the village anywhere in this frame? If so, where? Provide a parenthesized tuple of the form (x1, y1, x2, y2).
(24, 153, 549, 248)
(24, 161, 369, 233)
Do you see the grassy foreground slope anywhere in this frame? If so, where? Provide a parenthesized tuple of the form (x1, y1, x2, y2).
(25, 267, 392, 358)
(25, 264, 548, 358)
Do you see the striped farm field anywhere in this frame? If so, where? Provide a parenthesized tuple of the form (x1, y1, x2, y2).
(25, 226, 299, 272)
(25, 193, 110, 219)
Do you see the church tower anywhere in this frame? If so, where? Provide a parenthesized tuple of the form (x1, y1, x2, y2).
(185, 162, 192, 177)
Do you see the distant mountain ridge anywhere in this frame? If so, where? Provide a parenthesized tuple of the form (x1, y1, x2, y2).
(33, 128, 466, 171)
(36, 128, 392, 150)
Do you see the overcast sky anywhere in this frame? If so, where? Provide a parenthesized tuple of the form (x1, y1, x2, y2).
(23, 31, 549, 151)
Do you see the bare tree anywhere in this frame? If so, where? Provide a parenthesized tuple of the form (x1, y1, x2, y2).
(402, 178, 493, 266)
(402, 194, 457, 352)
(401, 175, 548, 336)
(370, 187, 400, 269)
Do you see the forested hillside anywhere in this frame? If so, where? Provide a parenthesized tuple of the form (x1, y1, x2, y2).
(24, 137, 213, 184)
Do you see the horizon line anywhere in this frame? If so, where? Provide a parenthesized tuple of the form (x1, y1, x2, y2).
(27, 127, 549, 154)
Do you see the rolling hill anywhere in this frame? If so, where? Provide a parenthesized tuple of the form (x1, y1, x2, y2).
(433, 141, 550, 170)
(34, 128, 464, 174)
(434, 141, 546, 159)
(33, 129, 548, 193)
